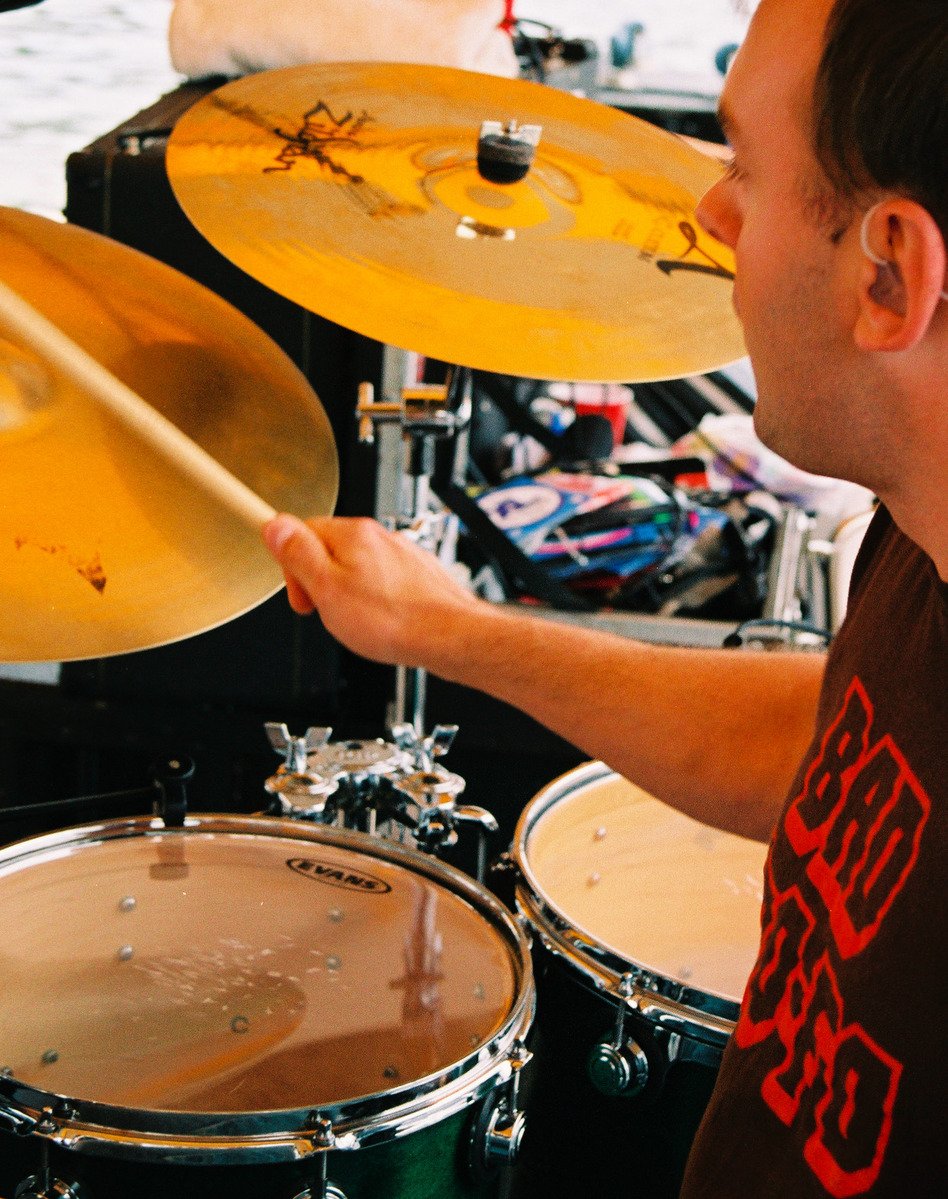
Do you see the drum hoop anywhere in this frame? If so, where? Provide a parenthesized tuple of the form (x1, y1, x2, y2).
(512, 761, 741, 1041)
(0, 814, 534, 1161)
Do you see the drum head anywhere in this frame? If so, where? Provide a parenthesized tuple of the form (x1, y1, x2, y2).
(0, 818, 519, 1115)
(519, 766, 767, 1002)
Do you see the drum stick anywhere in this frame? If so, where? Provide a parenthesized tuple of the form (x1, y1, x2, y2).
(0, 277, 276, 530)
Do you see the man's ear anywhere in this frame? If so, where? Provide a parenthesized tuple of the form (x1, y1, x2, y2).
(853, 199, 946, 353)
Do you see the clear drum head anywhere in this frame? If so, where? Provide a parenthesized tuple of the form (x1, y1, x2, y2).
(0, 816, 524, 1124)
(516, 764, 767, 1007)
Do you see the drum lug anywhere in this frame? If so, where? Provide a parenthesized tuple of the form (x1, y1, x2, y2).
(292, 1118, 349, 1199)
(482, 1103, 527, 1167)
(470, 1039, 531, 1174)
(587, 971, 650, 1098)
(14, 1177, 82, 1199)
(587, 1037, 649, 1098)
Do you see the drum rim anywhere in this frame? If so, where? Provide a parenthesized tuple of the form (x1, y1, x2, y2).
(512, 761, 752, 1042)
(0, 814, 534, 1161)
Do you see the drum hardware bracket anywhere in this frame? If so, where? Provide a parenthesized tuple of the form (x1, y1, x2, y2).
(292, 1116, 351, 1199)
(390, 721, 458, 772)
(587, 972, 650, 1098)
(389, 723, 498, 878)
(266, 723, 333, 773)
(357, 380, 468, 447)
(358, 369, 472, 736)
(264, 724, 341, 820)
(469, 1038, 531, 1176)
(152, 755, 195, 828)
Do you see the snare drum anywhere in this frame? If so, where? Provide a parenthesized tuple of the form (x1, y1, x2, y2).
(509, 763, 767, 1198)
(0, 815, 533, 1199)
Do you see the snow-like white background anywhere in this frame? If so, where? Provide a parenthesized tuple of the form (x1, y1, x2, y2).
(0, 0, 751, 216)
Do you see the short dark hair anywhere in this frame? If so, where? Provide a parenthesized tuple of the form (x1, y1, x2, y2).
(812, 0, 947, 236)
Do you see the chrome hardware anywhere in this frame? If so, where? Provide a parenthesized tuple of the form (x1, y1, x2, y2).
(308, 738, 409, 783)
(356, 381, 463, 446)
(290, 1116, 352, 1198)
(262, 723, 496, 870)
(391, 766, 465, 811)
(587, 972, 649, 1098)
(0, 1102, 38, 1136)
(588, 1038, 649, 1098)
(390, 723, 458, 772)
(264, 724, 339, 821)
(265, 723, 333, 773)
(265, 767, 339, 821)
(471, 1038, 531, 1174)
(454, 805, 499, 834)
(763, 507, 814, 630)
(482, 1104, 526, 1166)
(15, 1177, 81, 1199)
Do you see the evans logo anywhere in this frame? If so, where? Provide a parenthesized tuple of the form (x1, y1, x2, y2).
(287, 857, 392, 894)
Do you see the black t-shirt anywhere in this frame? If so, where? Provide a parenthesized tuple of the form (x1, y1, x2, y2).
(682, 508, 948, 1197)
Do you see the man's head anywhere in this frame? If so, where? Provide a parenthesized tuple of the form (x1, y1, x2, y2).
(697, 0, 946, 524)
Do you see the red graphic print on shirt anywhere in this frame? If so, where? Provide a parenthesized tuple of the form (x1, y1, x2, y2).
(736, 678, 930, 1197)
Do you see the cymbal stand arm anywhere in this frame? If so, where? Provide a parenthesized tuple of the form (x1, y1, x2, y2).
(356, 371, 471, 733)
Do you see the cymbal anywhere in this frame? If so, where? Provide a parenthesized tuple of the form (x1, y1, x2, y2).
(166, 62, 745, 384)
(0, 207, 338, 662)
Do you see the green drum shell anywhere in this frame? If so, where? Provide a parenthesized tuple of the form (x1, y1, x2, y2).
(0, 814, 534, 1199)
(0, 1106, 493, 1199)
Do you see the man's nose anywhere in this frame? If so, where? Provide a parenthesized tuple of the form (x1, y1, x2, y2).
(695, 178, 737, 250)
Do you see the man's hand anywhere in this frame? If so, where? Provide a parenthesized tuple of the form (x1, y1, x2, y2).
(263, 513, 485, 669)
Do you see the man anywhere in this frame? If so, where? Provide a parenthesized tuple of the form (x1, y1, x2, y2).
(263, 0, 946, 1191)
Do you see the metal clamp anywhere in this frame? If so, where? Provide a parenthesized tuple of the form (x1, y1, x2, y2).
(357, 381, 464, 446)
(587, 972, 650, 1098)
(264, 724, 339, 820)
(265, 723, 333, 773)
(390, 723, 458, 772)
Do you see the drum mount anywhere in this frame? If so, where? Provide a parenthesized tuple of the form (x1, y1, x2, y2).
(357, 366, 472, 735)
(263, 721, 498, 880)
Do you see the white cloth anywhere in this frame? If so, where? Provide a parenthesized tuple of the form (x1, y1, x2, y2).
(169, 0, 518, 79)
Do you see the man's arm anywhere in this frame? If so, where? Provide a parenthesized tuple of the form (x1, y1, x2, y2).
(264, 514, 824, 843)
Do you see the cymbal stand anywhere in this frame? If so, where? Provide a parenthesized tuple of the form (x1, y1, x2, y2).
(357, 365, 472, 735)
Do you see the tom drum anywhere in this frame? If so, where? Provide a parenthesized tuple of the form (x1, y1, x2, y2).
(509, 762, 768, 1198)
(0, 814, 533, 1199)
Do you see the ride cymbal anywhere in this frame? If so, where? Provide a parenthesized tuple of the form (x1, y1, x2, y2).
(0, 207, 337, 662)
(166, 62, 744, 384)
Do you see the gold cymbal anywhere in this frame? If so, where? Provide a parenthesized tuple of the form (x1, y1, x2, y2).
(0, 207, 338, 662)
(166, 62, 745, 384)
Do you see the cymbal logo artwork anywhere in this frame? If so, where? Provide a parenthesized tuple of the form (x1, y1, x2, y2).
(656, 221, 735, 281)
(263, 100, 371, 178)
